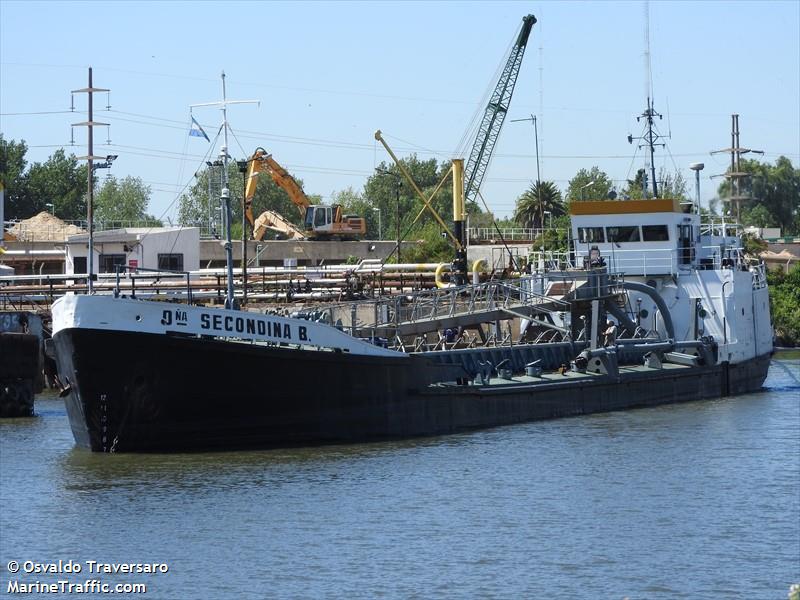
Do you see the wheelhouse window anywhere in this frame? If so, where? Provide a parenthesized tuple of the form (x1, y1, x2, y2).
(606, 226, 641, 242)
(577, 227, 605, 243)
(642, 225, 669, 241)
(158, 253, 184, 271)
(99, 253, 126, 273)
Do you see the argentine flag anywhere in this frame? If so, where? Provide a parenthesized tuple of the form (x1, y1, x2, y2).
(189, 116, 210, 142)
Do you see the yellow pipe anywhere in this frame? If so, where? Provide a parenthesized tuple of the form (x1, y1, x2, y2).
(434, 263, 452, 288)
(471, 258, 487, 284)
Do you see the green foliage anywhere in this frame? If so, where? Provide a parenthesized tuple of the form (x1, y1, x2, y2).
(94, 175, 160, 225)
(513, 180, 565, 229)
(1, 137, 89, 221)
(400, 222, 454, 263)
(716, 156, 799, 235)
(567, 167, 613, 202)
(25, 149, 89, 221)
(623, 168, 648, 199)
(530, 214, 571, 253)
(622, 167, 688, 200)
(467, 205, 497, 229)
(741, 232, 768, 256)
(365, 156, 452, 244)
(767, 264, 800, 346)
(0, 135, 28, 217)
(363, 155, 487, 256)
(331, 187, 378, 237)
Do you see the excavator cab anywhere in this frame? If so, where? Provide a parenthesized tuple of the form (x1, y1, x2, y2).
(305, 206, 333, 231)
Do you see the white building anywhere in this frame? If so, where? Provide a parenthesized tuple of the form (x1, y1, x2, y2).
(65, 227, 200, 275)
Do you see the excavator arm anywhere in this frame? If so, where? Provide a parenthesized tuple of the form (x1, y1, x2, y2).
(262, 155, 310, 217)
(253, 210, 306, 241)
(244, 146, 365, 240)
(244, 148, 311, 227)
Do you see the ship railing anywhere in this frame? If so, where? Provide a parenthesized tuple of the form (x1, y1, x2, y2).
(468, 227, 553, 243)
(572, 247, 697, 276)
(528, 251, 574, 272)
(113, 265, 194, 302)
(397, 280, 570, 325)
(535, 269, 626, 302)
(700, 218, 742, 237)
(749, 261, 768, 290)
(317, 280, 572, 338)
(696, 244, 750, 272)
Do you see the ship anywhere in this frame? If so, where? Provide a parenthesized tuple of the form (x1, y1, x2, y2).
(1, 310, 45, 417)
(49, 33, 771, 452)
(50, 195, 773, 452)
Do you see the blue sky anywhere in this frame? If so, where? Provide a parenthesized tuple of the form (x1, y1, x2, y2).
(2, 0, 798, 221)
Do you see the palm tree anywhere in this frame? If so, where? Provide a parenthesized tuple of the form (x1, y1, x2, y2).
(513, 181, 565, 229)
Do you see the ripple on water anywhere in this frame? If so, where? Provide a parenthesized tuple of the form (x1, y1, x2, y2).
(0, 361, 798, 598)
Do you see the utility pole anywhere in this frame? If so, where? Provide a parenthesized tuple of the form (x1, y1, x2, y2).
(711, 114, 763, 222)
(72, 67, 109, 294)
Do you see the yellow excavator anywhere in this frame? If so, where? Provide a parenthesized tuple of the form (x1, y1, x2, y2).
(244, 148, 366, 240)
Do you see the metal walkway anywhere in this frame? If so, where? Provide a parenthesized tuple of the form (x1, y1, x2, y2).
(319, 280, 572, 338)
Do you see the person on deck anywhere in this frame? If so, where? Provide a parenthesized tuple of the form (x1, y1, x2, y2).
(603, 319, 617, 347)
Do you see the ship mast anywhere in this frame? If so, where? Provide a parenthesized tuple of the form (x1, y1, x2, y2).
(627, 3, 666, 198)
(190, 72, 258, 309)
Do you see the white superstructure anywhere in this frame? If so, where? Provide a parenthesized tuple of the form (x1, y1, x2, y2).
(528, 198, 772, 366)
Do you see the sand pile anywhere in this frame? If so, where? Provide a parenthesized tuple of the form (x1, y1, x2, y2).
(8, 212, 85, 241)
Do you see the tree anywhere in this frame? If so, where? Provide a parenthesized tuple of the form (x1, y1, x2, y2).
(512, 180, 565, 229)
(658, 168, 688, 200)
(566, 167, 613, 202)
(716, 156, 799, 235)
(0, 135, 28, 218)
(623, 168, 648, 199)
(364, 156, 460, 259)
(621, 167, 687, 200)
(767, 264, 800, 346)
(1, 140, 88, 221)
(330, 187, 380, 238)
(94, 175, 161, 225)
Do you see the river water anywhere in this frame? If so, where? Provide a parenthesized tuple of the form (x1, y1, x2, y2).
(1, 354, 798, 599)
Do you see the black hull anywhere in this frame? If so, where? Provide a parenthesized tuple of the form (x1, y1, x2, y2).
(53, 328, 772, 452)
(0, 332, 39, 418)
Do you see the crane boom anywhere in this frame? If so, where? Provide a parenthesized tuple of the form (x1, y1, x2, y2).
(463, 14, 536, 206)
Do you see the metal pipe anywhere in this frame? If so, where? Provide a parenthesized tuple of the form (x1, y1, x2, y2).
(434, 263, 452, 289)
(605, 301, 638, 337)
(620, 280, 674, 340)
